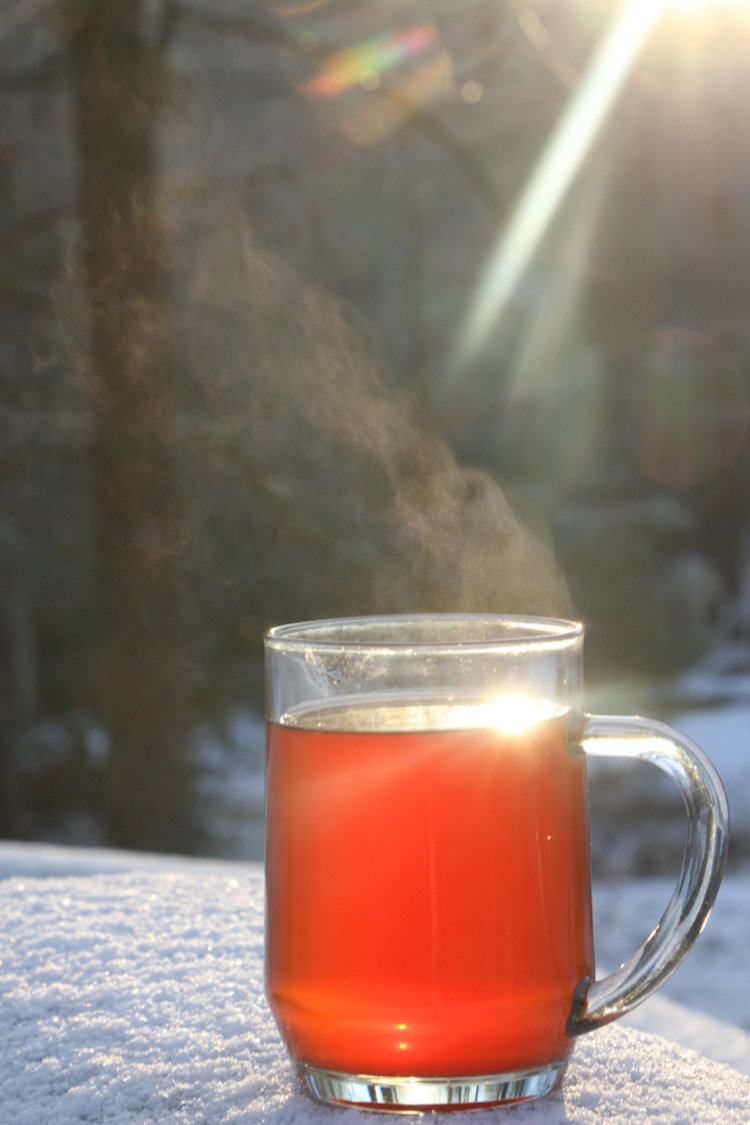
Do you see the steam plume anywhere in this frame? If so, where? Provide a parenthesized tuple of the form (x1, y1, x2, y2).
(174, 209, 573, 632)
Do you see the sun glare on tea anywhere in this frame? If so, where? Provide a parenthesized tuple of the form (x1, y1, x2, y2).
(482, 694, 556, 735)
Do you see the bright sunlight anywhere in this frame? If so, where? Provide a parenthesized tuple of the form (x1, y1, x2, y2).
(452, 0, 747, 375)
(479, 695, 560, 735)
(670, 0, 745, 11)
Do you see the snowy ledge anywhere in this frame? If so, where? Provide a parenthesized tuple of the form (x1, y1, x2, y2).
(1, 849, 750, 1124)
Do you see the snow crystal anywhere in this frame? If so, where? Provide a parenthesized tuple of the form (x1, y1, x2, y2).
(1, 865, 749, 1123)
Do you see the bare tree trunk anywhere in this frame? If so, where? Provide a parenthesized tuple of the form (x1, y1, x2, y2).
(69, 1, 196, 853)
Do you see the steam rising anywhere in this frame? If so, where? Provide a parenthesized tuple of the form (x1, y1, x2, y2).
(175, 213, 573, 630)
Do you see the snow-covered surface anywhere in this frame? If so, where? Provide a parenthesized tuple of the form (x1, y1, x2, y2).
(191, 709, 266, 861)
(592, 876, 750, 1075)
(636, 640, 750, 836)
(1, 641, 748, 1121)
(1, 851, 749, 1123)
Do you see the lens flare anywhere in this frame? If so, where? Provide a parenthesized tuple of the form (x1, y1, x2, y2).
(301, 25, 436, 99)
(276, 0, 451, 144)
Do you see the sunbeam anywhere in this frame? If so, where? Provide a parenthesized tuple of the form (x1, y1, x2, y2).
(451, 0, 669, 376)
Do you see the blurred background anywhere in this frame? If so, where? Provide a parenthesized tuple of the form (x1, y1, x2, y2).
(1, 0, 748, 870)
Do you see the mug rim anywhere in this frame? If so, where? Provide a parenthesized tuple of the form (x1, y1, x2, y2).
(264, 613, 583, 650)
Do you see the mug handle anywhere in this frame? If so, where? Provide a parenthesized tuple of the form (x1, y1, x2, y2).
(566, 712, 730, 1036)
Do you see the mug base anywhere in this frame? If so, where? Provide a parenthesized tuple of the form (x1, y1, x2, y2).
(297, 1058, 566, 1112)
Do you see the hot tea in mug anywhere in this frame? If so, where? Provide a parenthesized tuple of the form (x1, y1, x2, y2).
(264, 616, 728, 1111)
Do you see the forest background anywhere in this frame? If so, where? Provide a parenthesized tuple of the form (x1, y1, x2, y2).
(1, 0, 749, 862)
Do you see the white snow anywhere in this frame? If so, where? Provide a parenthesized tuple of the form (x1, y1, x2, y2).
(1, 642, 748, 1121)
(593, 875, 750, 1074)
(0, 849, 749, 1123)
(662, 641, 750, 830)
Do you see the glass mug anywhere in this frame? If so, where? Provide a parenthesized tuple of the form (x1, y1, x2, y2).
(264, 615, 728, 1112)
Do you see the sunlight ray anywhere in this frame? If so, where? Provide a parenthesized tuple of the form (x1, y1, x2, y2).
(452, 0, 668, 376)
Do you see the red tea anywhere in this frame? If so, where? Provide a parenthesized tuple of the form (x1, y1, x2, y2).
(265, 697, 594, 1078)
